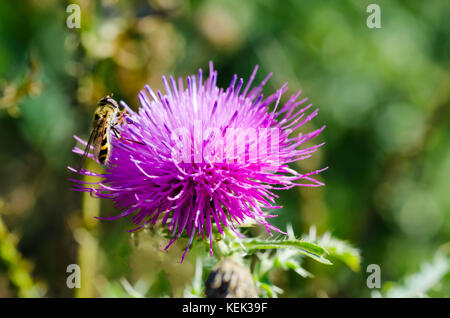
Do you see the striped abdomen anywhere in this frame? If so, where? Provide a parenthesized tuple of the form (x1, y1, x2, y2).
(98, 131, 110, 164)
(93, 122, 111, 165)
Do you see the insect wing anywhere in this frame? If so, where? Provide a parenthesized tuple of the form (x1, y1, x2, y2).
(77, 125, 99, 173)
(93, 119, 110, 164)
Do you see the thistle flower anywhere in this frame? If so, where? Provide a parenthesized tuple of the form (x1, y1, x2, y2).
(70, 62, 326, 262)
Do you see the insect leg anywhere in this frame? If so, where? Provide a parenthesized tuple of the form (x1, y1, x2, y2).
(116, 108, 127, 126)
(111, 126, 123, 143)
(77, 126, 99, 173)
(111, 126, 144, 145)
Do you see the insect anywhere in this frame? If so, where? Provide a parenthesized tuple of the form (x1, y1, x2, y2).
(205, 258, 258, 298)
(77, 94, 143, 172)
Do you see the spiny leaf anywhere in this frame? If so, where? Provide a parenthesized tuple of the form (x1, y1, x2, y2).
(377, 251, 450, 298)
(301, 227, 361, 271)
(257, 282, 283, 298)
(240, 239, 332, 265)
(316, 233, 361, 271)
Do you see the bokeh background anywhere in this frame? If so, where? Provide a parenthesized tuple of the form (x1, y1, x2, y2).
(1, 0, 449, 297)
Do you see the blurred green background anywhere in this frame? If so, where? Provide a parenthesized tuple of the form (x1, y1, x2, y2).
(0, 0, 449, 297)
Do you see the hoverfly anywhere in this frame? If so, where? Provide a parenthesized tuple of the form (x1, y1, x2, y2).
(77, 94, 143, 172)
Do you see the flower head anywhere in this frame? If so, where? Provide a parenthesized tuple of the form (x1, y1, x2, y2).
(70, 62, 326, 262)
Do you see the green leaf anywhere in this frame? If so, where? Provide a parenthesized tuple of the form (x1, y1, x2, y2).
(257, 282, 283, 298)
(378, 252, 450, 298)
(316, 234, 361, 271)
(240, 239, 332, 265)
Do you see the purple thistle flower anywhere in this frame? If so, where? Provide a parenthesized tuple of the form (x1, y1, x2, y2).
(70, 62, 327, 262)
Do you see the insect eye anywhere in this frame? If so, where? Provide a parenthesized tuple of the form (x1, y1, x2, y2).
(109, 99, 119, 108)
